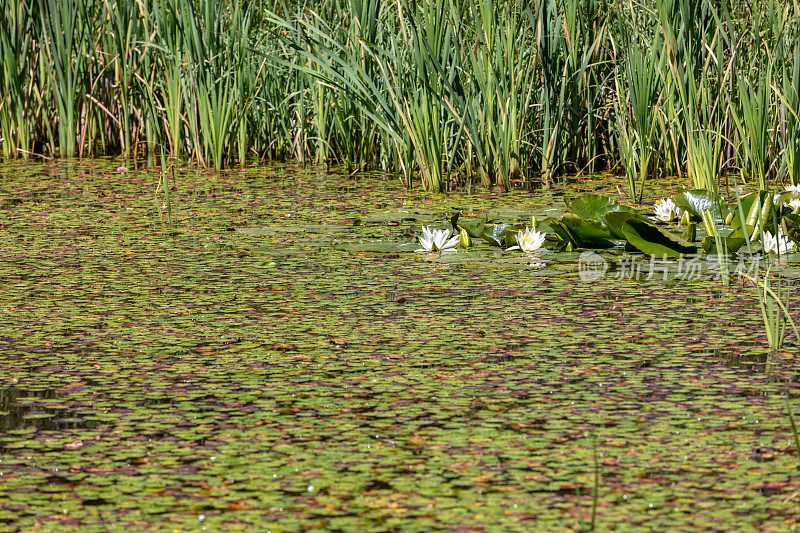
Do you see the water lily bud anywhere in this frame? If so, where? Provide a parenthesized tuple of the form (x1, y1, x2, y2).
(684, 222, 696, 242)
(566, 242, 573, 252)
(725, 211, 734, 226)
(531, 215, 538, 229)
(700, 209, 719, 237)
(680, 211, 691, 227)
(459, 228, 472, 248)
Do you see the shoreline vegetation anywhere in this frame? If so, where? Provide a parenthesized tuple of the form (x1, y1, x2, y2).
(1, 0, 800, 194)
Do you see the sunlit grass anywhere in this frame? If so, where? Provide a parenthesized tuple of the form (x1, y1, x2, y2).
(742, 265, 799, 350)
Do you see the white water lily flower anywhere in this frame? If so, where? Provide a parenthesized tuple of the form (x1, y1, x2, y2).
(416, 225, 458, 253)
(653, 197, 684, 222)
(789, 198, 800, 213)
(785, 183, 800, 194)
(507, 227, 546, 253)
(762, 229, 796, 255)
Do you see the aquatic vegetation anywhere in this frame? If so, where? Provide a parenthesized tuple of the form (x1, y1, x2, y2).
(779, 42, 800, 189)
(0, 1, 34, 158)
(672, 189, 728, 225)
(423, 189, 800, 265)
(417, 225, 458, 253)
(762, 229, 797, 255)
(0, 0, 796, 196)
(653, 198, 684, 222)
(740, 266, 799, 351)
(732, 70, 773, 191)
(614, 27, 663, 202)
(507, 227, 546, 253)
(458, 228, 472, 248)
(1, 161, 800, 530)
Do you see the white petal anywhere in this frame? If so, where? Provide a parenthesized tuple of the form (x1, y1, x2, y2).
(763, 231, 776, 254)
(430, 229, 447, 250)
(763, 229, 796, 254)
(521, 229, 546, 252)
(779, 232, 796, 253)
(441, 234, 459, 251)
(418, 234, 434, 252)
(653, 204, 670, 221)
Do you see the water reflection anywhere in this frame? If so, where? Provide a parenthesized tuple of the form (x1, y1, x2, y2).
(0, 388, 97, 431)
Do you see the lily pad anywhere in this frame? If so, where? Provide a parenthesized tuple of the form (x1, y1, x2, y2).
(781, 191, 800, 218)
(700, 237, 747, 254)
(784, 213, 800, 246)
(545, 214, 615, 248)
(605, 211, 651, 240)
(486, 208, 542, 222)
(568, 194, 634, 226)
(673, 189, 728, 221)
(728, 192, 760, 231)
(455, 213, 490, 238)
(729, 191, 781, 239)
(237, 224, 352, 235)
(480, 223, 514, 247)
(620, 218, 700, 258)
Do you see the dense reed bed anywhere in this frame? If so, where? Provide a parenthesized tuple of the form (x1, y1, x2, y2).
(1, 0, 799, 194)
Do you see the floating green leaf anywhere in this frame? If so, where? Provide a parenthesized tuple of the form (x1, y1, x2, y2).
(784, 213, 800, 246)
(620, 219, 699, 257)
(481, 223, 513, 247)
(456, 213, 489, 238)
(701, 237, 747, 254)
(605, 211, 651, 240)
(730, 191, 780, 239)
(363, 208, 440, 224)
(568, 195, 634, 226)
(545, 214, 615, 248)
(673, 189, 728, 221)
(333, 242, 420, 253)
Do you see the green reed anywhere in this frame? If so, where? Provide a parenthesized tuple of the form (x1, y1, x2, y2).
(659, 0, 729, 196)
(780, 44, 800, 187)
(742, 265, 799, 350)
(185, 2, 252, 170)
(463, 0, 535, 189)
(147, 0, 186, 160)
(0, 0, 799, 194)
(728, 1, 785, 190)
(535, 0, 568, 186)
(39, 0, 92, 158)
(612, 12, 664, 202)
(733, 72, 773, 190)
(0, 0, 35, 158)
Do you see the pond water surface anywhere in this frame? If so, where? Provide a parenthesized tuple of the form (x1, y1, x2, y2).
(0, 160, 798, 530)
